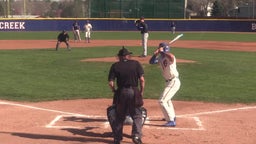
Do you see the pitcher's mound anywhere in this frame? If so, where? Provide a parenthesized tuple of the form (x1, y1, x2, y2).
(81, 56, 196, 64)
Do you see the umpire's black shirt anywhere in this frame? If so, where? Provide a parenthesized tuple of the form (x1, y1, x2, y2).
(58, 32, 69, 41)
(108, 59, 144, 88)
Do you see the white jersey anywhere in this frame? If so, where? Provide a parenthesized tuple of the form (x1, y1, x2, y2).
(158, 53, 179, 80)
(84, 23, 92, 32)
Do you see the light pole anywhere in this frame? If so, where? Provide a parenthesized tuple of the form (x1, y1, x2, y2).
(184, 0, 187, 19)
(6, 0, 10, 18)
(23, 0, 26, 16)
(253, 0, 255, 19)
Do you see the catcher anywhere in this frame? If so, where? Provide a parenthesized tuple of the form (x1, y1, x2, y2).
(56, 30, 70, 51)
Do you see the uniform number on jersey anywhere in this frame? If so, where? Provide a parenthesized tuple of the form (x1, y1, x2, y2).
(161, 59, 168, 70)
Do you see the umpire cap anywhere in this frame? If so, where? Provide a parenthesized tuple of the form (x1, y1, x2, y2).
(118, 46, 132, 56)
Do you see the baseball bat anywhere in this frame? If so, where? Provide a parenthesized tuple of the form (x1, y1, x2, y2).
(169, 34, 183, 45)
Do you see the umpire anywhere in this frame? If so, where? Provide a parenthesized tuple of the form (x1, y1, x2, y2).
(108, 47, 145, 144)
(56, 30, 70, 51)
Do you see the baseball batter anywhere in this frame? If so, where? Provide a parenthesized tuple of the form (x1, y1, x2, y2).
(149, 42, 181, 127)
(84, 20, 93, 43)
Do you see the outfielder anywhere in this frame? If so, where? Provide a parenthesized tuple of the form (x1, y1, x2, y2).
(170, 21, 176, 34)
(149, 42, 181, 127)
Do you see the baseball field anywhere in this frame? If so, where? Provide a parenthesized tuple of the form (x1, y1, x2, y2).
(0, 31, 255, 144)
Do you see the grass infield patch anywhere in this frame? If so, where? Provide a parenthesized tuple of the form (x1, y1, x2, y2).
(0, 46, 255, 103)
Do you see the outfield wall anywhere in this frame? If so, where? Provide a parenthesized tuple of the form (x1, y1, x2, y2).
(1, 19, 256, 32)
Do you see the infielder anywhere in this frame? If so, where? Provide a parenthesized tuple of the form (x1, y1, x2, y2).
(72, 20, 81, 42)
(84, 20, 93, 43)
(149, 42, 181, 127)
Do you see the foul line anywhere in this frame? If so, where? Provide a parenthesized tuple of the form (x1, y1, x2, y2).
(0, 101, 105, 118)
(178, 106, 256, 117)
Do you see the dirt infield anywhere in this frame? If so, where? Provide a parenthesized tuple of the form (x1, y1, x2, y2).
(0, 40, 256, 144)
(0, 40, 256, 52)
(0, 99, 255, 144)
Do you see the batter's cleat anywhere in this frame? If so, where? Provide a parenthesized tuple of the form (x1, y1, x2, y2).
(165, 121, 176, 127)
(162, 117, 176, 121)
(132, 136, 142, 144)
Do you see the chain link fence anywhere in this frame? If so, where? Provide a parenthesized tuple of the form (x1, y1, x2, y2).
(90, 0, 185, 18)
(0, 0, 185, 19)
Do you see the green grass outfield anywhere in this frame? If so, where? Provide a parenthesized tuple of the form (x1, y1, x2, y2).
(0, 31, 255, 103)
(2, 31, 256, 41)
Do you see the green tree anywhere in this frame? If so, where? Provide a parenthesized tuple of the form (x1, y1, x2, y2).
(211, 0, 225, 17)
(0, 2, 5, 17)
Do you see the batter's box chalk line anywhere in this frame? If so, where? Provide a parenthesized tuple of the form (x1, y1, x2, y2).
(46, 114, 204, 131)
(46, 114, 107, 129)
(1, 101, 256, 131)
(145, 116, 205, 131)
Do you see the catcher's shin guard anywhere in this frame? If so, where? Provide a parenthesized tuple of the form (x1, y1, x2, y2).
(124, 107, 148, 126)
(107, 105, 147, 129)
(107, 105, 116, 132)
(141, 107, 147, 125)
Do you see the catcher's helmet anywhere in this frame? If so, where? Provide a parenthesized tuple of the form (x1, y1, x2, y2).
(158, 42, 170, 52)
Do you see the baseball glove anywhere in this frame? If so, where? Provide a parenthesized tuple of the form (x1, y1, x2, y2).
(134, 19, 141, 26)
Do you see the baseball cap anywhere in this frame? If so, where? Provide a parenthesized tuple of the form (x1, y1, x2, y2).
(140, 16, 144, 20)
(158, 42, 170, 52)
(118, 47, 132, 56)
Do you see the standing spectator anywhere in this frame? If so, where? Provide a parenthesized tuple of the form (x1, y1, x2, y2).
(170, 21, 176, 34)
(108, 47, 145, 144)
(136, 16, 149, 57)
(149, 42, 181, 127)
(56, 30, 70, 51)
(72, 20, 81, 42)
(84, 20, 93, 43)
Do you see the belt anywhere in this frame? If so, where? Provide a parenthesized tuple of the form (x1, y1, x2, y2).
(122, 85, 134, 88)
(165, 77, 178, 82)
